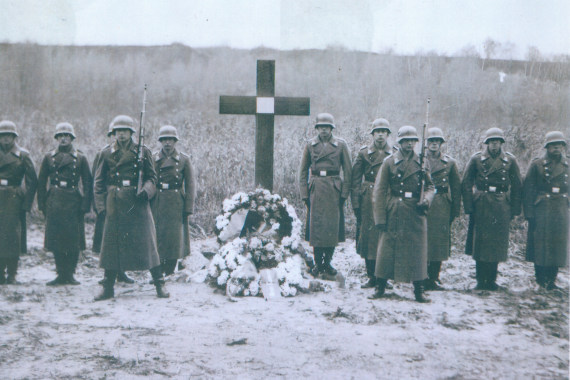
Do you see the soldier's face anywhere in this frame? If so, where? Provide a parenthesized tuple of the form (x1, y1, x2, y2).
(487, 139, 503, 155)
(316, 125, 332, 140)
(115, 129, 132, 143)
(160, 138, 177, 154)
(0, 134, 15, 148)
(547, 142, 565, 158)
(427, 139, 442, 153)
(56, 133, 73, 147)
(399, 139, 416, 153)
(372, 130, 388, 146)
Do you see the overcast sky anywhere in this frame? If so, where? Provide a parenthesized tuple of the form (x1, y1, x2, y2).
(1, 0, 568, 59)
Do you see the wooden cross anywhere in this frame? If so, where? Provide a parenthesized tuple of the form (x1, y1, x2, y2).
(219, 60, 310, 190)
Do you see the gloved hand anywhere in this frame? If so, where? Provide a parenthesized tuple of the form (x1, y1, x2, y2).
(376, 224, 386, 232)
(136, 189, 148, 202)
(303, 198, 310, 208)
(416, 199, 429, 214)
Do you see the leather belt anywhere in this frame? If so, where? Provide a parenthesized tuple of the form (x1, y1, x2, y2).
(478, 184, 508, 193)
(0, 178, 19, 187)
(110, 179, 136, 188)
(311, 169, 339, 177)
(50, 180, 78, 189)
(392, 190, 419, 199)
(158, 183, 182, 190)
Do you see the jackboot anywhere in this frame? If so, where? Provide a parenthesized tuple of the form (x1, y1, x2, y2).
(534, 264, 547, 288)
(413, 281, 431, 303)
(0, 259, 7, 285)
(65, 251, 80, 285)
(47, 251, 66, 286)
(150, 266, 170, 298)
(311, 248, 324, 277)
(162, 259, 178, 276)
(362, 259, 376, 288)
(546, 267, 560, 290)
(117, 271, 135, 284)
(368, 278, 387, 299)
(6, 258, 19, 285)
(474, 261, 486, 290)
(486, 263, 499, 291)
(425, 261, 444, 291)
(323, 248, 337, 276)
(94, 270, 116, 301)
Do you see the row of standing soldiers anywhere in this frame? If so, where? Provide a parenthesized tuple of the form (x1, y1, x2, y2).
(0, 116, 196, 301)
(299, 113, 569, 303)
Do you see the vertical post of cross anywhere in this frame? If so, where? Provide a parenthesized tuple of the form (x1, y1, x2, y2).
(219, 59, 310, 191)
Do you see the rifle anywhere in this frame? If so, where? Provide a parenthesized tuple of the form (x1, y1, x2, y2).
(136, 84, 148, 194)
(418, 98, 430, 206)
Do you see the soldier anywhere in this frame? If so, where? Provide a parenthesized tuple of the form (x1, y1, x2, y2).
(299, 113, 352, 277)
(523, 131, 569, 290)
(37, 123, 92, 285)
(151, 125, 196, 276)
(0, 120, 37, 285)
(93, 123, 134, 284)
(351, 118, 392, 288)
(370, 126, 435, 303)
(462, 127, 522, 291)
(424, 128, 461, 290)
(93, 115, 168, 300)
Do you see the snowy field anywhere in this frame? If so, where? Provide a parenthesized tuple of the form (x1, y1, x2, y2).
(0, 224, 568, 380)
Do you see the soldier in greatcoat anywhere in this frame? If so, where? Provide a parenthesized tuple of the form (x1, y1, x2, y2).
(462, 127, 522, 291)
(351, 118, 392, 288)
(0, 121, 37, 285)
(93, 115, 168, 300)
(523, 131, 569, 290)
(371, 126, 435, 303)
(299, 113, 352, 277)
(151, 125, 196, 276)
(93, 123, 134, 284)
(37, 123, 92, 285)
(424, 127, 461, 290)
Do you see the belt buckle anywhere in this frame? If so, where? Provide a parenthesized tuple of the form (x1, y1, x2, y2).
(552, 187, 560, 194)
(0, 179, 7, 186)
(319, 170, 326, 177)
(404, 192, 413, 199)
(59, 181, 67, 188)
(162, 183, 169, 190)
(488, 186, 497, 193)
(122, 180, 131, 187)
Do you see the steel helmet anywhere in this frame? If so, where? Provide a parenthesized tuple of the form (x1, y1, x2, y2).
(110, 115, 136, 134)
(427, 127, 445, 142)
(54, 122, 76, 139)
(0, 120, 18, 137)
(544, 131, 567, 147)
(158, 125, 179, 141)
(369, 118, 391, 135)
(107, 122, 114, 137)
(483, 127, 505, 144)
(315, 113, 335, 129)
(397, 125, 419, 143)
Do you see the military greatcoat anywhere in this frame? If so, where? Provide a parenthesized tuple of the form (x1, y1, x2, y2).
(151, 149, 196, 261)
(91, 145, 109, 253)
(94, 139, 160, 271)
(373, 150, 435, 282)
(461, 149, 522, 262)
(523, 154, 569, 267)
(299, 135, 352, 247)
(0, 144, 37, 258)
(350, 143, 392, 260)
(426, 153, 461, 261)
(37, 146, 92, 253)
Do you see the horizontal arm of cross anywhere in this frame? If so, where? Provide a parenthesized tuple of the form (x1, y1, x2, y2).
(220, 96, 310, 116)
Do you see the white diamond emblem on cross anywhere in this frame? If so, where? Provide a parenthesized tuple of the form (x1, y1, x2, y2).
(256, 97, 274, 114)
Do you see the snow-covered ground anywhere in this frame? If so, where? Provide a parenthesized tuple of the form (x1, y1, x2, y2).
(0, 225, 568, 379)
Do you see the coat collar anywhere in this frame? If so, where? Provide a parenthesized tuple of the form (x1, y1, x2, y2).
(367, 142, 391, 156)
(51, 146, 77, 158)
(2, 143, 22, 157)
(542, 153, 569, 167)
(481, 148, 507, 162)
(393, 149, 420, 165)
(111, 139, 136, 153)
(155, 148, 180, 162)
(311, 135, 338, 147)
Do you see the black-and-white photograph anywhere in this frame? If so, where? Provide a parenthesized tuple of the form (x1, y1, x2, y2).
(0, 0, 568, 378)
